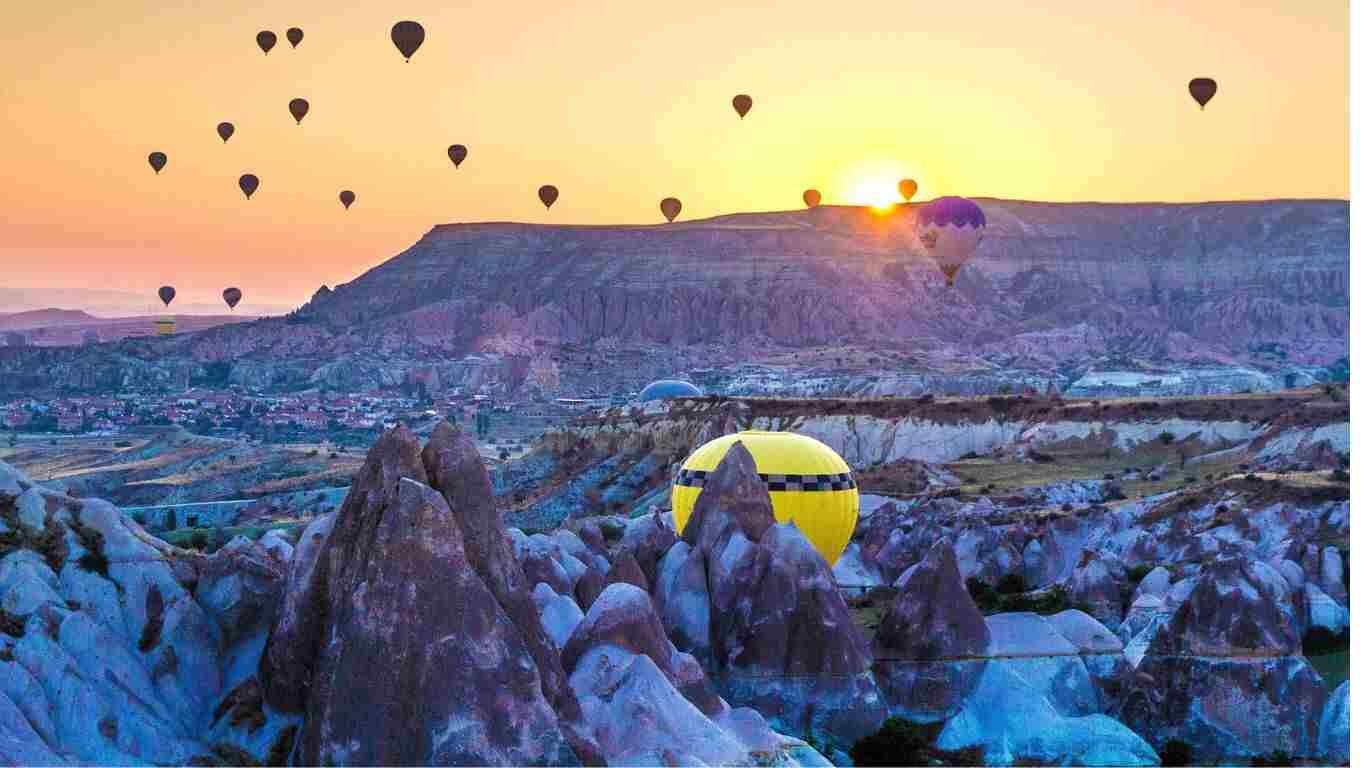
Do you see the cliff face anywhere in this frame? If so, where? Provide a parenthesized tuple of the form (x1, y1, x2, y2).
(292, 200, 1347, 364)
(0, 200, 1346, 394)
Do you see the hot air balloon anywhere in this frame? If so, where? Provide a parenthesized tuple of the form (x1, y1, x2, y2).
(158, 286, 176, 307)
(660, 197, 682, 222)
(391, 20, 425, 61)
(447, 144, 467, 168)
(803, 189, 822, 208)
(538, 185, 559, 209)
(288, 98, 309, 124)
(732, 94, 752, 119)
(672, 431, 858, 566)
(256, 30, 277, 54)
(1188, 77, 1217, 110)
(639, 379, 702, 403)
(148, 152, 167, 174)
(239, 174, 259, 199)
(286, 27, 303, 48)
(223, 287, 242, 310)
(339, 190, 355, 209)
(915, 196, 986, 288)
(216, 122, 234, 143)
(898, 178, 918, 202)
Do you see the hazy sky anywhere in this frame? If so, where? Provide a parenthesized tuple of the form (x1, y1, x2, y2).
(1, 1, 1347, 311)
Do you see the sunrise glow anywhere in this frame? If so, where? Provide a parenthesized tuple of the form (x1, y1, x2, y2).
(848, 178, 903, 210)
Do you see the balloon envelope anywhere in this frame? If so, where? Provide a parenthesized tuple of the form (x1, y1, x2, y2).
(672, 431, 858, 565)
(239, 174, 259, 199)
(158, 286, 176, 307)
(339, 190, 355, 209)
(222, 287, 242, 309)
(898, 178, 918, 202)
(1189, 77, 1217, 109)
(803, 189, 821, 208)
(216, 122, 234, 142)
(447, 144, 467, 167)
(286, 27, 303, 47)
(732, 94, 752, 118)
(256, 30, 276, 54)
(538, 185, 559, 209)
(288, 98, 309, 124)
(391, 20, 425, 60)
(660, 197, 682, 222)
(148, 152, 167, 174)
(639, 379, 702, 402)
(915, 196, 986, 287)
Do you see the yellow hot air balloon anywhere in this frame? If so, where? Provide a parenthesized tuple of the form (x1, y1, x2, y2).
(671, 431, 858, 565)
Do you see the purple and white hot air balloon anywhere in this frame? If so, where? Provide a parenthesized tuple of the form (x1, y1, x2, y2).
(915, 196, 986, 288)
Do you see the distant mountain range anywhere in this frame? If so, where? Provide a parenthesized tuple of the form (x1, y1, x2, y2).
(0, 286, 295, 318)
(0, 199, 1348, 394)
(0, 308, 256, 347)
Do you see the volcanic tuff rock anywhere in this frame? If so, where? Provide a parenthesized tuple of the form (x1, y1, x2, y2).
(1120, 553, 1329, 762)
(669, 441, 887, 750)
(290, 201, 1349, 363)
(563, 583, 830, 766)
(874, 537, 990, 723)
(0, 200, 1347, 395)
(420, 422, 584, 725)
(261, 426, 585, 766)
(1318, 681, 1349, 764)
(0, 460, 297, 765)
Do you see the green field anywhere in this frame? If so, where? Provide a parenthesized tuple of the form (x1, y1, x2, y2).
(1308, 650, 1349, 691)
(158, 520, 306, 552)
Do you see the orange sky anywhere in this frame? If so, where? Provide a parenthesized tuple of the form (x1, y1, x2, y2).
(0, 1, 1348, 311)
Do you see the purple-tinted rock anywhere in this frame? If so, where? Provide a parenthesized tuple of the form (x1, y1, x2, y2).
(683, 442, 886, 749)
(620, 509, 678, 590)
(563, 583, 722, 716)
(1120, 554, 1328, 762)
(421, 422, 587, 731)
(604, 550, 649, 592)
(874, 538, 989, 722)
(574, 565, 605, 613)
(265, 426, 581, 766)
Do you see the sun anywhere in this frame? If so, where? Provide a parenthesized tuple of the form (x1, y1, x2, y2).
(847, 176, 905, 211)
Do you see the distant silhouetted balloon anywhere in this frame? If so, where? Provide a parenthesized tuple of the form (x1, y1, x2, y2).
(803, 189, 821, 208)
(391, 21, 425, 61)
(222, 287, 242, 309)
(256, 31, 277, 54)
(286, 27, 303, 47)
(447, 144, 467, 168)
(660, 197, 682, 222)
(216, 122, 234, 143)
(1188, 77, 1217, 110)
(158, 286, 176, 307)
(732, 94, 752, 119)
(148, 152, 167, 174)
(898, 178, 918, 202)
(538, 185, 559, 209)
(339, 190, 355, 209)
(288, 98, 309, 124)
(239, 174, 259, 199)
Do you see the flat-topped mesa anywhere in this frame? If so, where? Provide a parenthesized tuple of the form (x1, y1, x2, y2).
(281, 198, 1345, 359)
(0, 199, 1346, 392)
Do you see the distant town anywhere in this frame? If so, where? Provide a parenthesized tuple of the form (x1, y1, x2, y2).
(0, 384, 628, 449)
